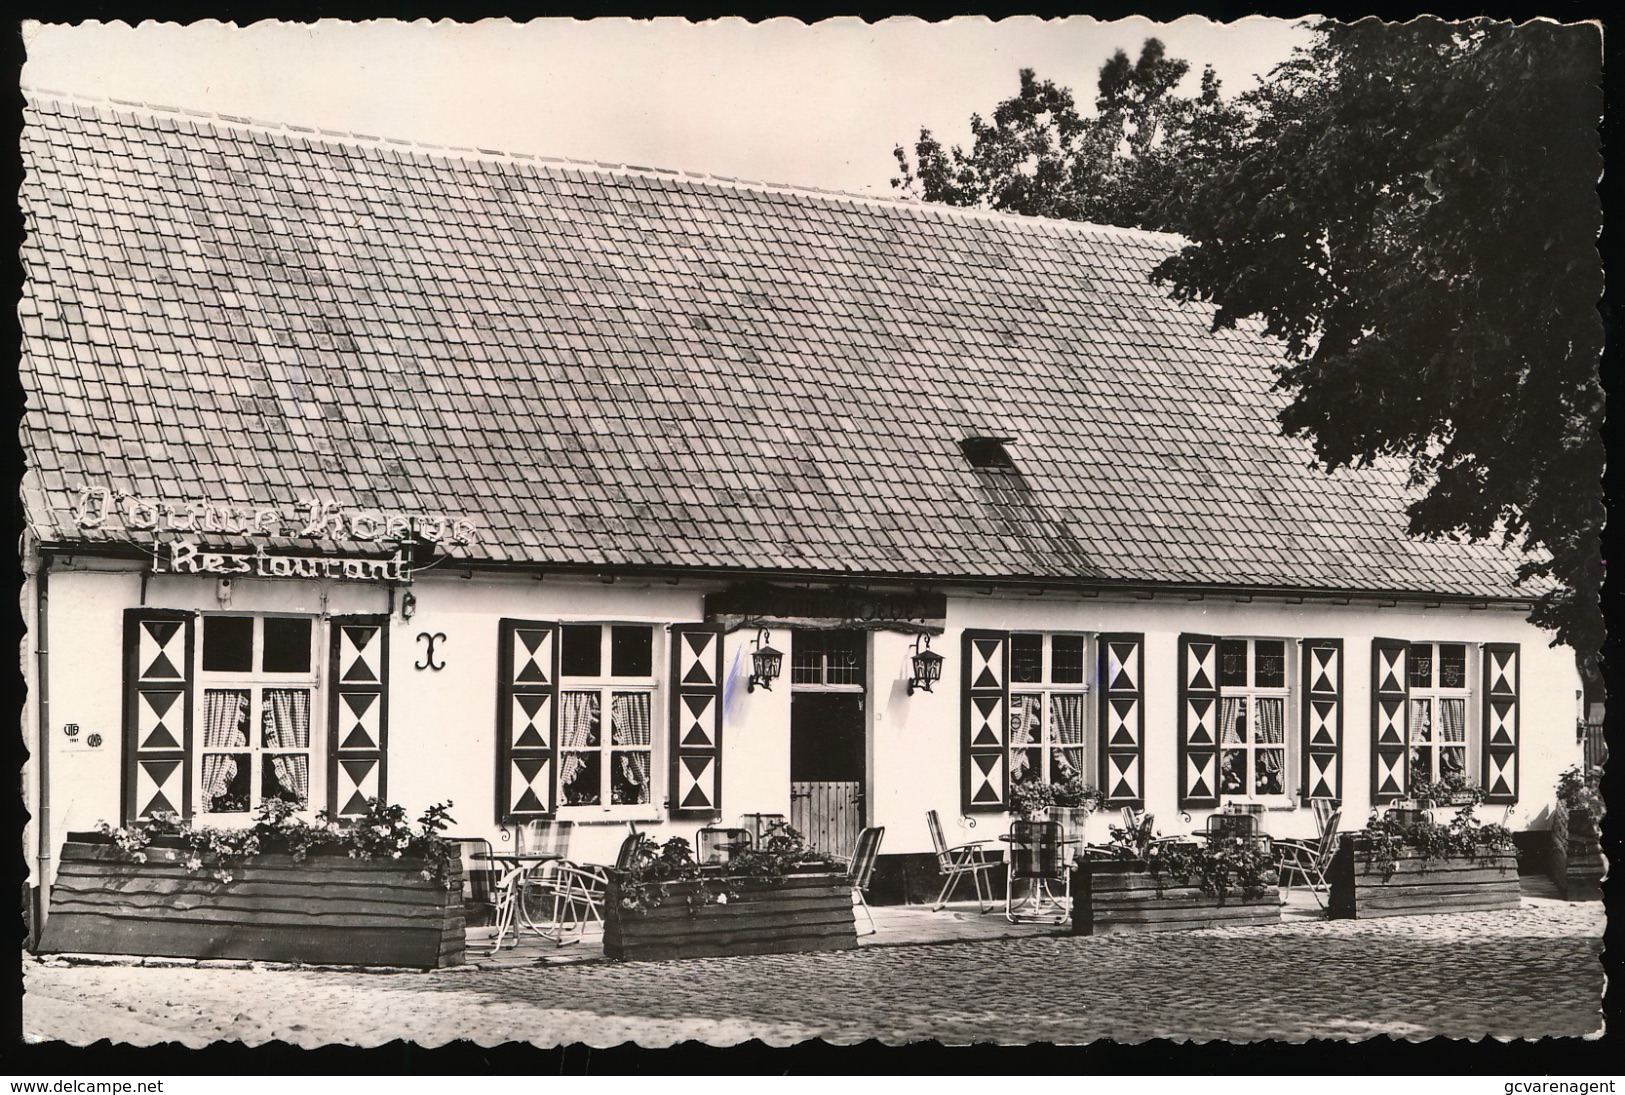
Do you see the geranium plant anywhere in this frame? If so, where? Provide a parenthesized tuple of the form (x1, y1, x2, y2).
(1556, 765, 1603, 821)
(612, 821, 836, 916)
(1357, 799, 1516, 881)
(1009, 773, 1107, 820)
(1098, 816, 1276, 904)
(98, 797, 460, 888)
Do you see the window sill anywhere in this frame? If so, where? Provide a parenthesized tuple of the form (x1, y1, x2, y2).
(555, 809, 664, 825)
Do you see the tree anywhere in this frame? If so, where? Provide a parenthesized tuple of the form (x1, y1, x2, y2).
(1150, 19, 1604, 663)
(891, 39, 1237, 230)
(895, 20, 1604, 664)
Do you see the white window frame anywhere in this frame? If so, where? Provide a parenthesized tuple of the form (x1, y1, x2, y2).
(1407, 641, 1476, 789)
(789, 630, 867, 693)
(194, 613, 323, 821)
(1007, 632, 1093, 788)
(1216, 637, 1295, 804)
(556, 623, 663, 820)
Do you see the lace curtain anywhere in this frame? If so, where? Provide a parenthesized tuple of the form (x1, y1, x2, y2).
(1049, 693, 1085, 780)
(201, 690, 248, 804)
(1008, 694, 1041, 783)
(262, 689, 311, 805)
(611, 692, 651, 803)
(559, 692, 599, 793)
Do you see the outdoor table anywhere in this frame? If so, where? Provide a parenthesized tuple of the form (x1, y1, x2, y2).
(473, 852, 563, 946)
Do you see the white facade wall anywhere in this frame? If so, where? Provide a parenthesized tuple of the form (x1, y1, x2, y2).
(32, 561, 1583, 886)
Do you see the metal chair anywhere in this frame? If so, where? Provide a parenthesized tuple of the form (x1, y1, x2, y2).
(698, 826, 753, 867)
(1005, 819, 1071, 924)
(1275, 808, 1343, 908)
(448, 836, 499, 928)
(847, 825, 885, 936)
(1311, 798, 1338, 839)
(926, 810, 998, 912)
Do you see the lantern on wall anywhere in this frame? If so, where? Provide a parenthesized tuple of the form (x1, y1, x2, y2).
(908, 633, 945, 695)
(748, 629, 783, 693)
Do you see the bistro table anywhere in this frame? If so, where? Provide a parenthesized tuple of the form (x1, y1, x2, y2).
(473, 852, 563, 948)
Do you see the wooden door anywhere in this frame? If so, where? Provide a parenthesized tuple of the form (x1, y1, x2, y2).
(790, 691, 864, 860)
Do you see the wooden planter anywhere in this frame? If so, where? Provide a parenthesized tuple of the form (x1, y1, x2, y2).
(1329, 840, 1519, 919)
(37, 833, 465, 969)
(1548, 808, 1604, 901)
(1071, 859, 1281, 935)
(604, 869, 856, 961)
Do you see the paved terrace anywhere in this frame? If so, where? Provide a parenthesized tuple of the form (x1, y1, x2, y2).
(23, 880, 1605, 1046)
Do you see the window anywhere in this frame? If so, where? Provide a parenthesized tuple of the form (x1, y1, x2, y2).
(1408, 642, 1472, 785)
(1216, 639, 1291, 799)
(197, 615, 318, 816)
(558, 624, 657, 809)
(1008, 633, 1090, 786)
(790, 630, 865, 688)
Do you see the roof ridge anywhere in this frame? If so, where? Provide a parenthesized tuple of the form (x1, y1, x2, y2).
(21, 85, 1184, 245)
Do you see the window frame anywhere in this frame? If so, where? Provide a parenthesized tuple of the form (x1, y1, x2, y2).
(789, 629, 867, 693)
(1006, 632, 1093, 789)
(1406, 641, 1476, 789)
(1215, 637, 1295, 804)
(193, 613, 322, 821)
(555, 622, 663, 819)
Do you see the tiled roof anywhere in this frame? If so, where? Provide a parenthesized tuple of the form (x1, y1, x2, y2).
(20, 92, 1536, 598)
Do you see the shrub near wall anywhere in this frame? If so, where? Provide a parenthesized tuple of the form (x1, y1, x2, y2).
(1548, 807, 1604, 901)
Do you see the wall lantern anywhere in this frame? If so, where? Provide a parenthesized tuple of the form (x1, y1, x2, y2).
(748, 629, 783, 693)
(400, 591, 418, 622)
(908, 633, 945, 695)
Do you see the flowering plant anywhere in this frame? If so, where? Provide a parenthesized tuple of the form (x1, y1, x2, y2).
(1556, 765, 1603, 821)
(98, 798, 460, 889)
(612, 822, 835, 916)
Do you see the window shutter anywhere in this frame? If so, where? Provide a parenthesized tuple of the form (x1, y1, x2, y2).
(496, 619, 559, 822)
(122, 609, 195, 823)
(328, 614, 390, 818)
(1099, 633, 1145, 807)
(1371, 638, 1410, 804)
(961, 629, 1009, 813)
(670, 624, 724, 819)
(1301, 639, 1343, 803)
(1177, 634, 1220, 809)
(1482, 643, 1520, 804)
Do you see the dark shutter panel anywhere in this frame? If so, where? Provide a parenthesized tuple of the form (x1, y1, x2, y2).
(1177, 634, 1220, 809)
(1301, 639, 1344, 803)
(328, 614, 390, 818)
(1371, 638, 1410, 804)
(496, 619, 559, 822)
(670, 624, 725, 819)
(961, 629, 1009, 813)
(1098, 634, 1145, 807)
(122, 609, 194, 823)
(1482, 643, 1520, 804)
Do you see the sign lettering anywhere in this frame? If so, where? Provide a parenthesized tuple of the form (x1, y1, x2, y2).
(72, 487, 477, 547)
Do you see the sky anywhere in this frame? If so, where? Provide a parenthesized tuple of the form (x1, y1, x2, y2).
(22, 18, 1315, 197)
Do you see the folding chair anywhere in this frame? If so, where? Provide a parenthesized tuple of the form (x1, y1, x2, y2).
(847, 825, 885, 936)
(448, 836, 498, 928)
(1005, 819, 1071, 924)
(698, 826, 753, 866)
(1311, 799, 1337, 840)
(927, 810, 999, 912)
(1275, 808, 1342, 908)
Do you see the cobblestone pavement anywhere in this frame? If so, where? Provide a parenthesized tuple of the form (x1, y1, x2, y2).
(24, 899, 1605, 1047)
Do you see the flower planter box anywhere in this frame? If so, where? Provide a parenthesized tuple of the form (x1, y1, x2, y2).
(1070, 859, 1281, 935)
(1548, 808, 1604, 901)
(37, 832, 465, 969)
(1329, 839, 1519, 919)
(604, 869, 856, 961)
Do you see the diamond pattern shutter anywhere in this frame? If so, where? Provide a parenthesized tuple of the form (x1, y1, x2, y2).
(1301, 639, 1343, 803)
(1177, 634, 1220, 809)
(122, 609, 194, 822)
(670, 624, 725, 820)
(1482, 643, 1520, 804)
(1371, 638, 1410, 805)
(1099, 633, 1145, 807)
(328, 614, 389, 818)
(497, 619, 558, 821)
(961, 629, 1009, 813)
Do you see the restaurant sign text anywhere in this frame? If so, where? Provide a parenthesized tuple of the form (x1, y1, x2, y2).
(72, 487, 477, 547)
